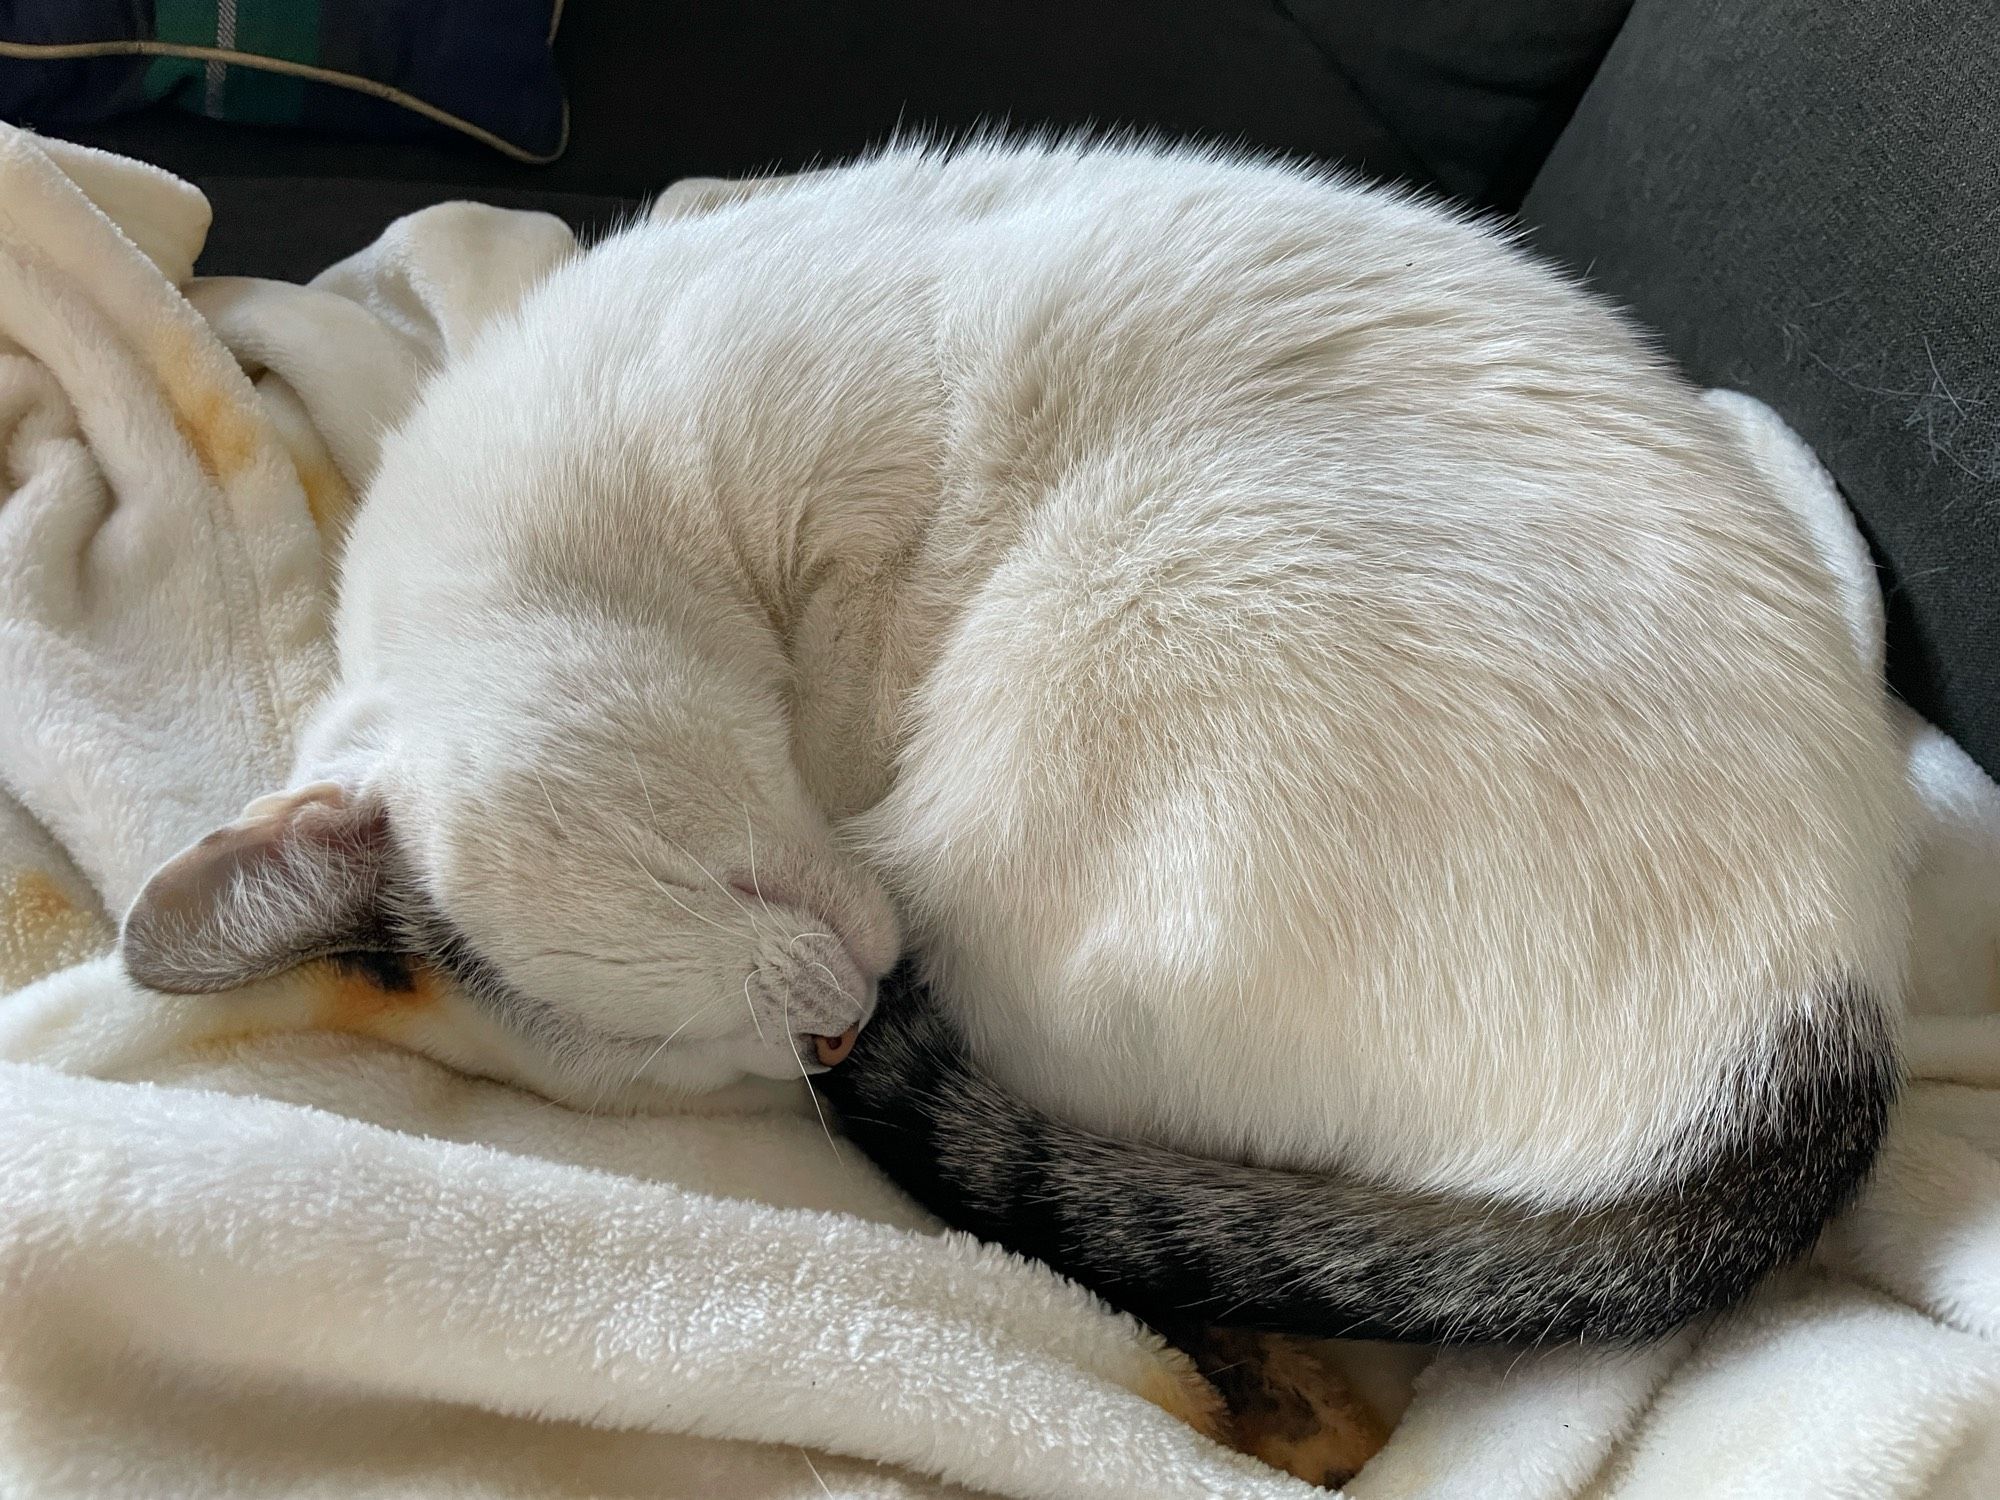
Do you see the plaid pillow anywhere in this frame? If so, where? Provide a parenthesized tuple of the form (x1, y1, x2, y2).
(0, 1, 567, 162)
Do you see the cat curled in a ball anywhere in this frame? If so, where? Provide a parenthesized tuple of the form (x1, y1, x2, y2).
(123, 141, 1907, 1345)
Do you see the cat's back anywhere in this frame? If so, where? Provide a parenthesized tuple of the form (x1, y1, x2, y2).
(350, 139, 1676, 628)
(821, 145, 1908, 1199)
(351, 145, 1908, 1198)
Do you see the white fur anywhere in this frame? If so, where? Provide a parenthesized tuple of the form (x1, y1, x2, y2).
(282, 142, 1908, 1200)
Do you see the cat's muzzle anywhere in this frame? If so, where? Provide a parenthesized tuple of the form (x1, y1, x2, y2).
(770, 930, 875, 1073)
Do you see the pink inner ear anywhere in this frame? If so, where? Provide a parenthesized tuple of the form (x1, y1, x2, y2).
(120, 780, 392, 994)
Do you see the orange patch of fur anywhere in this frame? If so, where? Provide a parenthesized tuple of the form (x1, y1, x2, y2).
(310, 959, 445, 1036)
(1136, 1359, 1234, 1446)
(1180, 1328, 1392, 1490)
(0, 871, 109, 990)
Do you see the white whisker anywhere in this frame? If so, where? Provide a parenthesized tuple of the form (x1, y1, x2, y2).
(627, 749, 660, 825)
(532, 769, 568, 837)
(744, 802, 783, 941)
(805, 959, 854, 1003)
(785, 983, 843, 1163)
(609, 824, 736, 936)
(626, 994, 731, 1085)
(578, 1053, 624, 1119)
(799, 1450, 835, 1497)
(628, 751, 757, 917)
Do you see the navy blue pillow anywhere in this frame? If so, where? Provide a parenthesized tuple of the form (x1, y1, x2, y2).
(0, 1, 567, 162)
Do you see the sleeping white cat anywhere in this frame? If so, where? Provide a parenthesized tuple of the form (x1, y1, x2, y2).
(123, 141, 1908, 1342)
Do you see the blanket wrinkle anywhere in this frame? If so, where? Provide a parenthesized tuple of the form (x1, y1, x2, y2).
(0, 124, 1996, 1499)
(0, 127, 329, 912)
(184, 277, 427, 514)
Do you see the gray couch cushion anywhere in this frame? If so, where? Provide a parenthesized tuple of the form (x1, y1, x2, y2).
(1523, 0, 2000, 775)
(45, 0, 1631, 241)
(1283, 0, 1632, 206)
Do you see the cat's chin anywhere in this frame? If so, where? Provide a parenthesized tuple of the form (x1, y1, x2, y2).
(727, 1030, 851, 1083)
(536, 1046, 822, 1118)
(604, 1029, 846, 1103)
(635, 1073, 822, 1121)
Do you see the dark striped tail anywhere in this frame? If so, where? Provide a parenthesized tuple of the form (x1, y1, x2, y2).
(815, 965, 1897, 1344)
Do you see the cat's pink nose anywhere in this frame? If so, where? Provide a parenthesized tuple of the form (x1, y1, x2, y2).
(812, 1027, 858, 1067)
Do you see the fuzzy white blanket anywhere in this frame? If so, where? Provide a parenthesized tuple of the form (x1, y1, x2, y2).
(1, 125, 1996, 1499)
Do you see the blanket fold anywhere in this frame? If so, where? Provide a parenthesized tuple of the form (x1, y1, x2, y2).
(1, 124, 1995, 1499)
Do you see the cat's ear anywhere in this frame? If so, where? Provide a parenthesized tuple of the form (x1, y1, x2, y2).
(120, 781, 393, 993)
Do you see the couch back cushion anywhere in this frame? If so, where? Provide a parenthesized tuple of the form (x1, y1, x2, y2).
(1525, 0, 2000, 774)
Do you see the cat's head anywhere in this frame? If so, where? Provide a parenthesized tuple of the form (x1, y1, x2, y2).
(116, 650, 901, 1104)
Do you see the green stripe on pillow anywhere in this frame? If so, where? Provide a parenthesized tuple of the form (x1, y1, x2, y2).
(3, 1, 568, 161)
(147, 0, 317, 124)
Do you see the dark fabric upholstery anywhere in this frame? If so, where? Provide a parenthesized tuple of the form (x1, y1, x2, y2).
(1283, 0, 1632, 206)
(41, 0, 1630, 282)
(535, 0, 1627, 209)
(1524, 0, 2000, 775)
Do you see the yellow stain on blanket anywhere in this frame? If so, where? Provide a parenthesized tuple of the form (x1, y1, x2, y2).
(169, 959, 448, 1067)
(150, 324, 263, 485)
(295, 452, 354, 536)
(154, 324, 358, 536)
(168, 376, 263, 485)
(0, 871, 111, 991)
